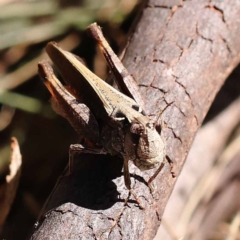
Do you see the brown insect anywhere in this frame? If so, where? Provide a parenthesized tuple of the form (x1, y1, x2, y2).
(38, 23, 173, 208)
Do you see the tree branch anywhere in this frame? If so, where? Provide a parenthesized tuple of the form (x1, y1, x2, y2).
(30, 0, 240, 239)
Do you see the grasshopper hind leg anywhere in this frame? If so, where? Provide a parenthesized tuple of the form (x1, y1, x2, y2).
(87, 23, 146, 112)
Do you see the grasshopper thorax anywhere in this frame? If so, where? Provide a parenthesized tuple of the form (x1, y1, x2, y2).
(124, 121, 165, 171)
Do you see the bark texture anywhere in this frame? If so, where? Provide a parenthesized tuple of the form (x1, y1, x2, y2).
(156, 97, 240, 239)
(31, 0, 240, 239)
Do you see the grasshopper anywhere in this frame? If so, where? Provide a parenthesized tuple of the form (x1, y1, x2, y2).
(38, 23, 172, 208)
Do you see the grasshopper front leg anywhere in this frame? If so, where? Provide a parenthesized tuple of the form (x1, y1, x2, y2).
(123, 157, 145, 209)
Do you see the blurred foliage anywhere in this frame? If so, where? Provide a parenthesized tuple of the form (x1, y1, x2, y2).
(0, 0, 137, 50)
(0, 0, 138, 239)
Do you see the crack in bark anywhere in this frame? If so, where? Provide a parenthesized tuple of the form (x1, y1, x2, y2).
(205, 4, 226, 25)
(220, 35, 232, 55)
(172, 74, 194, 108)
(140, 193, 151, 204)
(146, 1, 184, 25)
(173, 103, 187, 118)
(152, 47, 166, 64)
(176, 38, 194, 62)
(149, 75, 157, 88)
(187, 39, 194, 49)
(195, 23, 212, 44)
(165, 124, 183, 144)
(175, 80, 193, 106)
(166, 3, 183, 25)
(162, 99, 174, 113)
(151, 85, 168, 94)
(155, 210, 161, 222)
(146, 75, 169, 94)
(176, 43, 184, 63)
(139, 82, 168, 94)
(194, 114, 199, 127)
(108, 201, 129, 238)
(87, 224, 97, 240)
(195, 22, 213, 53)
(152, 59, 165, 64)
(53, 208, 79, 217)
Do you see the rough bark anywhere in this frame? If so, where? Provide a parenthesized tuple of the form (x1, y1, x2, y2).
(156, 97, 240, 239)
(30, 0, 240, 239)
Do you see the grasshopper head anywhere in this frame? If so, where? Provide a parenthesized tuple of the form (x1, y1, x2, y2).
(125, 122, 165, 171)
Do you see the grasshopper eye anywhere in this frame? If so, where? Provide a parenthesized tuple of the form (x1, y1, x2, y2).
(130, 123, 144, 135)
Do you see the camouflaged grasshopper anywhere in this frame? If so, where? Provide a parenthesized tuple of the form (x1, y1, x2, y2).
(38, 23, 170, 208)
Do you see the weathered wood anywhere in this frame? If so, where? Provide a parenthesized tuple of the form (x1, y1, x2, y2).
(30, 0, 240, 239)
